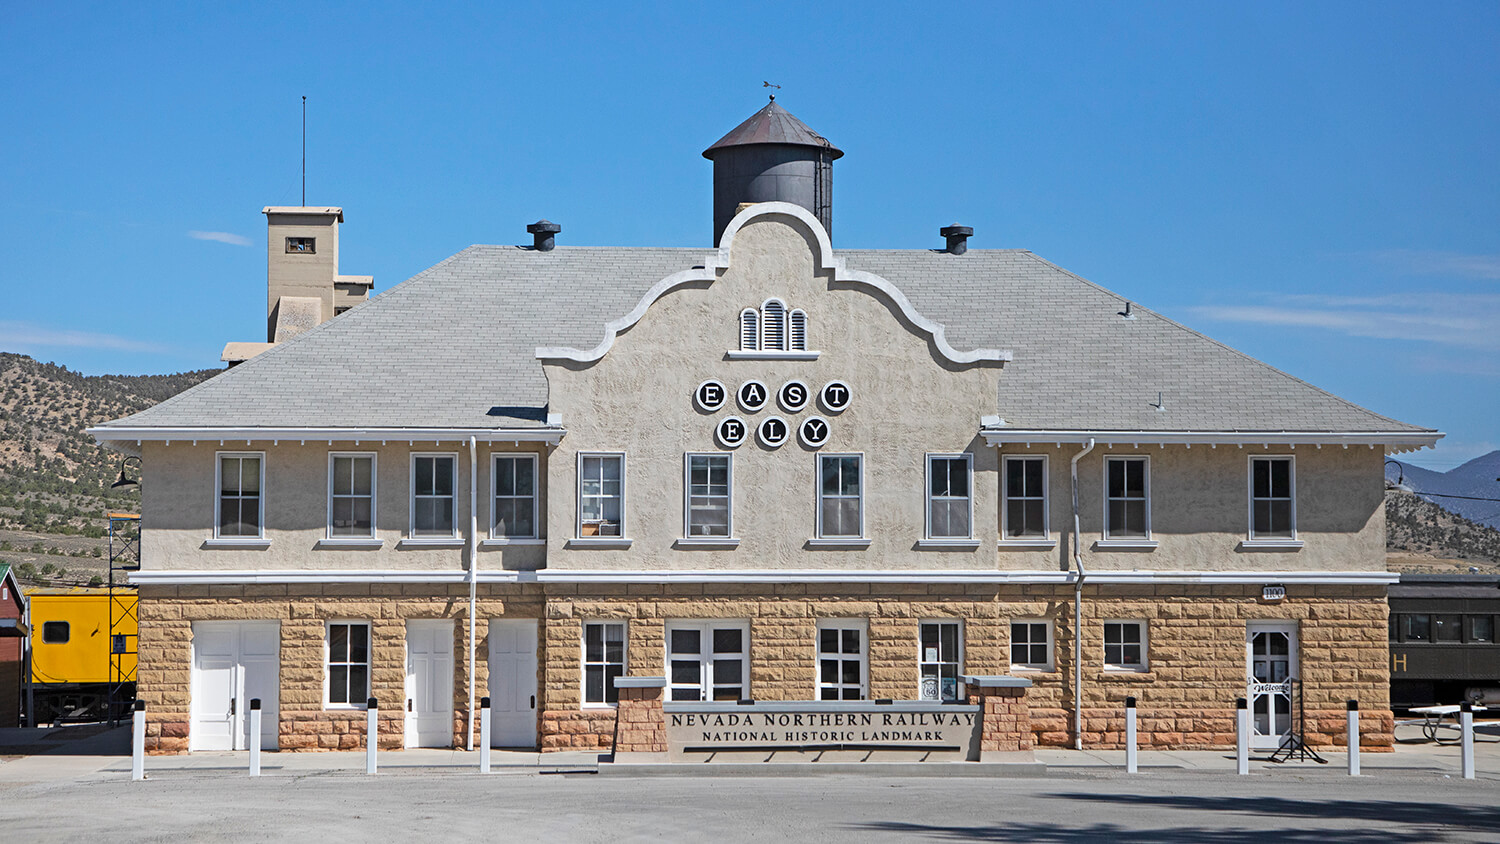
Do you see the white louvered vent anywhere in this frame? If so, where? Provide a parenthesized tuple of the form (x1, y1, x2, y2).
(789, 309, 807, 351)
(761, 299, 786, 351)
(739, 309, 760, 351)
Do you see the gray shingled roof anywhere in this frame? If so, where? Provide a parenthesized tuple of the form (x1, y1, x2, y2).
(98, 245, 1430, 434)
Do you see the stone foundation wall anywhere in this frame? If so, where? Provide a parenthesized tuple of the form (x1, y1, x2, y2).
(613, 685, 666, 753)
(136, 580, 1391, 754)
(972, 686, 1033, 753)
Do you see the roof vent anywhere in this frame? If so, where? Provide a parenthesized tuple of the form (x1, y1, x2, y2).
(527, 220, 561, 252)
(940, 224, 973, 255)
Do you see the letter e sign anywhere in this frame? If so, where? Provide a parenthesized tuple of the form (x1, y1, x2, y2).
(716, 416, 748, 448)
(695, 379, 727, 412)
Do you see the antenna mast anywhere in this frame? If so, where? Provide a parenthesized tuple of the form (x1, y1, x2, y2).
(301, 96, 307, 206)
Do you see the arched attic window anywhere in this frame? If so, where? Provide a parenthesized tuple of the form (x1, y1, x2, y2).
(761, 299, 787, 351)
(739, 309, 760, 351)
(789, 309, 807, 351)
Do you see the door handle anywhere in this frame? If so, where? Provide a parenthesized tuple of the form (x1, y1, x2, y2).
(407, 699, 413, 712)
(229, 698, 236, 717)
(530, 694, 535, 710)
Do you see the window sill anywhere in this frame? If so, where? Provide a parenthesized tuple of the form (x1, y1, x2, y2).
(916, 538, 981, 549)
(725, 350, 821, 361)
(581, 702, 620, 710)
(399, 537, 466, 547)
(568, 537, 633, 548)
(807, 537, 872, 548)
(480, 537, 545, 547)
(324, 704, 369, 712)
(997, 538, 1056, 549)
(1239, 539, 1305, 550)
(318, 538, 384, 548)
(1010, 666, 1057, 675)
(1094, 539, 1159, 550)
(203, 537, 271, 549)
(675, 537, 741, 549)
(1098, 669, 1154, 680)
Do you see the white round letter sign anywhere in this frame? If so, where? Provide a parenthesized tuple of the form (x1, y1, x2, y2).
(778, 380, 809, 413)
(695, 379, 727, 412)
(738, 380, 769, 412)
(798, 416, 830, 448)
(716, 416, 748, 448)
(820, 380, 852, 413)
(758, 416, 790, 448)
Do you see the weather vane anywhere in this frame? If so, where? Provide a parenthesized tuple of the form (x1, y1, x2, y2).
(763, 81, 780, 100)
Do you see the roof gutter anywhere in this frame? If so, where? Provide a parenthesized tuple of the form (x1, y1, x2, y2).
(1070, 438, 1095, 752)
(980, 428, 1441, 455)
(85, 426, 566, 456)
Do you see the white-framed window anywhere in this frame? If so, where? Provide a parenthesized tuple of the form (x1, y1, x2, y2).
(1103, 620, 1148, 671)
(761, 298, 787, 350)
(1104, 456, 1149, 539)
(816, 619, 867, 700)
(684, 453, 732, 537)
(215, 452, 264, 538)
(1010, 619, 1054, 671)
(492, 453, 538, 539)
(328, 453, 376, 538)
(410, 453, 456, 538)
(1002, 455, 1048, 540)
(666, 621, 750, 702)
(326, 621, 371, 707)
(918, 620, 963, 701)
(1249, 456, 1296, 540)
(739, 308, 760, 351)
(789, 309, 808, 351)
(817, 454, 864, 539)
(926, 454, 973, 539)
(577, 453, 624, 538)
(582, 621, 626, 706)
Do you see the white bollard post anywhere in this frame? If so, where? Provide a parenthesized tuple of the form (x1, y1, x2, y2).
(1460, 701, 1475, 780)
(131, 700, 146, 781)
(1346, 700, 1359, 777)
(248, 698, 262, 777)
(366, 697, 379, 775)
(480, 696, 492, 774)
(1125, 696, 1138, 774)
(1236, 697, 1249, 775)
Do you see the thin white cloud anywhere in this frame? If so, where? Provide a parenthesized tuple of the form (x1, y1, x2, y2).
(1361, 250, 1500, 281)
(1187, 292, 1500, 350)
(0, 320, 174, 354)
(188, 230, 252, 247)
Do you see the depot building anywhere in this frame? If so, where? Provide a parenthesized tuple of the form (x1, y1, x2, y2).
(90, 99, 1439, 759)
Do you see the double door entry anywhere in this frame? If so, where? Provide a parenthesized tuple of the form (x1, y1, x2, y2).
(1246, 622, 1298, 750)
(190, 621, 280, 751)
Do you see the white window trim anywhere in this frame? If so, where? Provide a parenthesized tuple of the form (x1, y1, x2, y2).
(1009, 618, 1055, 672)
(761, 297, 787, 351)
(682, 453, 735, 542)
(1102, 455, 1152, 542)
(815, 452, 865, 542)
(576, 451, 626, 541)
(408, 452, 459, 541)
(325, 619, 372, 710)
(326, 452, 377, 541)
(917, 619, 964, 701)
(581, 620, 627, 709)
(925, 453, 975, 541)
(816, 618, 869, 701)
(490, 452, 540, 541)
(739, 308, 759, 351)
(1245, 454, 1300, 546)
(1000, 454, 1050, 544)
(1102, 619, 1149, 673)
(665, 620, 751, 703)
(213, 451, 266, 541)
(725, 350, 821, 361)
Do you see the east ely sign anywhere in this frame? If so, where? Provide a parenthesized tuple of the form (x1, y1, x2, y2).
(662, 700, 981, 760)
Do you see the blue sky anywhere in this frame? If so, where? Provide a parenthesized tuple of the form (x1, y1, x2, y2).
(2, 2, 1496, 471)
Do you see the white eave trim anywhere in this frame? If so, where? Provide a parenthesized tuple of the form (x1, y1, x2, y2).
(534, 202, 1013, 367)
(980, 428, 1442, 454)
(86, 426, 566, 452)
(128, 568, 1398, 587)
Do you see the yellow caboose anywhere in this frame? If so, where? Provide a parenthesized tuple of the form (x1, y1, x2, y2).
(27, 587, 137, 723)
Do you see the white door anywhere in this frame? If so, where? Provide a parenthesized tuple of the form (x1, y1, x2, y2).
(190, 621, 280, 751)
(487, 619, 538, 748)
(405, 620, 455, 748)
(1247, 622, 1298, 750)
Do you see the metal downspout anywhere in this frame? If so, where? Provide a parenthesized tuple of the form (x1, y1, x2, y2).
(1070, 438, 1095, 751)
(466, 436, 478, 752)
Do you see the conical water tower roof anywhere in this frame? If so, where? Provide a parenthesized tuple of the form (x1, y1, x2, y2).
(703, 98, 843, 160)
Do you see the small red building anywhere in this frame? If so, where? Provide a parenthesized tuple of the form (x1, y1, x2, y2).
(0, 564, 29, 728)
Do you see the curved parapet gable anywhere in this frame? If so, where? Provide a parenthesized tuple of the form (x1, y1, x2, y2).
(535, 202, 1013, 366)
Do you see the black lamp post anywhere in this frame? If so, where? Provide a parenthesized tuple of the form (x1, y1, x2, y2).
(110, 455, 142, 490)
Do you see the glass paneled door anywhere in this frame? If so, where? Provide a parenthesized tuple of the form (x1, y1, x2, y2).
(1246, 622, 1298, 750)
